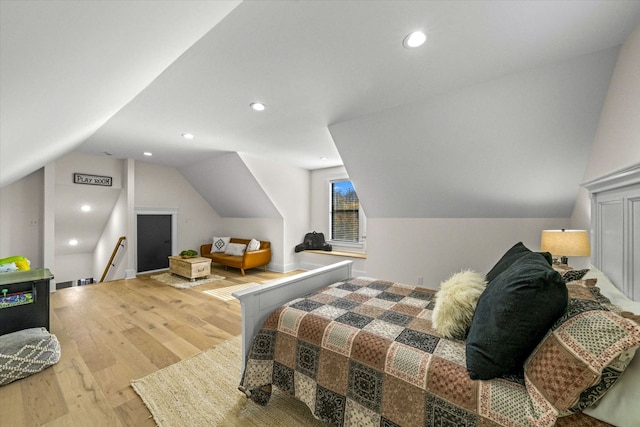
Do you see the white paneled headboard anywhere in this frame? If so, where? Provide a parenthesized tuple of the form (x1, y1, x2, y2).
(583, 163, 640, 302)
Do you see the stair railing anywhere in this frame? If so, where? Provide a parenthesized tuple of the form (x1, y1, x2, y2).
(100, 236, 126, 283)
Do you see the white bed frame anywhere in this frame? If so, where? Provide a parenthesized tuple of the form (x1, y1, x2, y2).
(232, 260, 353, 371)
(583, 162, 640, 303)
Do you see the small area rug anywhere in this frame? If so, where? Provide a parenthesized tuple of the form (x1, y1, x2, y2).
(202, 282, 260, 301)
(150, 272, 225, 289)
(131, 335, 327, 427)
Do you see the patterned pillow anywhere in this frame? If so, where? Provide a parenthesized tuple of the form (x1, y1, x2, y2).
(566, 278, 598, 288)
(566, 279, 620, 312)
(524, 282, 640, 416)
(211, 236, 230, 253)
(0, 327, 61, 386)
(561, 269, 589, 282)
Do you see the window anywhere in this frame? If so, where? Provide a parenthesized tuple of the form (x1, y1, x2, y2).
(330, 180, 361, 243)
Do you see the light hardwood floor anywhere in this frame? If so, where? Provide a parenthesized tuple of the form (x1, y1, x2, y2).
(0, 265, 302, 427)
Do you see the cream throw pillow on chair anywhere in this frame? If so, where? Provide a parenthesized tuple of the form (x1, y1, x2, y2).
(432, 270, 487, 340)
(211, 236, 230, 253)
(247, 239, 261, 251)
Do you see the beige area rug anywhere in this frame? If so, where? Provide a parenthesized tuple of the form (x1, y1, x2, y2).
(150, 272, 225, 289)
(131, 336, 327, 427)
(202, 282, 261, 301)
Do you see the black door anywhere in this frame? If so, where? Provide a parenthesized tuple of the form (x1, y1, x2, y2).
(137, 214, 172, 272)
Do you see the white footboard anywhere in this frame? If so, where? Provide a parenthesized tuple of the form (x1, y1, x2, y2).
(232, 260, 353, 372)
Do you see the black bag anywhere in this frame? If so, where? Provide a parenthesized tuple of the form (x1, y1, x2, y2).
(295, 231, 332, 252)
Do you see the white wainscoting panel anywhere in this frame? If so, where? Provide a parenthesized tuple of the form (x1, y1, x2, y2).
(585, 163, 640, 302)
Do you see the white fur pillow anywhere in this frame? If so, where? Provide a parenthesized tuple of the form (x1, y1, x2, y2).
(432, 270, 487, 340)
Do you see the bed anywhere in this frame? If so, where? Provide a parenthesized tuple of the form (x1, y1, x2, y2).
(233, 165, 640, 427)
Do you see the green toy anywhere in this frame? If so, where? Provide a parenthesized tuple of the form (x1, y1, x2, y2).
(0, 256, 31, 271)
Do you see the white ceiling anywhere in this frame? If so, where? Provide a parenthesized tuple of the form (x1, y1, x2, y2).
(75, 0, 640, 173)
(0, 0, 241, 187)
(3, 1, 639, 181)
(331, 46, 619, 217)
(2, 1, 640, 238)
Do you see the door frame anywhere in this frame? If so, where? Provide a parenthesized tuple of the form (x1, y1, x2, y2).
(134, 208, 178, 274)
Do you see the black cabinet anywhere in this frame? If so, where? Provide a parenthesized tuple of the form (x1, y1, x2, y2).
(0, 268, 53, 336)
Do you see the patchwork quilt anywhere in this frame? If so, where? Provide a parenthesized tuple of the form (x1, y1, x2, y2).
(239, 277, 616, 427)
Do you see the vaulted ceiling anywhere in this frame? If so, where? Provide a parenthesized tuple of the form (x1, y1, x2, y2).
(330, 47, 618, 218)
(2, 1, 640, 222)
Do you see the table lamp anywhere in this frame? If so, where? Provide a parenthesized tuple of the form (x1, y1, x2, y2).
(540, 229, 591, 265)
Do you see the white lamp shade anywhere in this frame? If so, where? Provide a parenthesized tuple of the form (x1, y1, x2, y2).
(540, 229, 591, 257)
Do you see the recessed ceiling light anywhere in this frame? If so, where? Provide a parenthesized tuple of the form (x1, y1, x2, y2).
(250, 102, 266, 111)
(80, 205, 92, 212)
(143, 152, 152, 156)
(403, 30, 427, 48)
(69, 239, 78, 246)
(182, 133, 194, 140)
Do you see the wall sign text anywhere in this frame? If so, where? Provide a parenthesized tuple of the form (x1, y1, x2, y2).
(73, 173, 112, 187)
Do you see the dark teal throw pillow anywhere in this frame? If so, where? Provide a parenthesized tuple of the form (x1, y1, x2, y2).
(466, 252, 568, 380)
(485, 242, 532, 284)
(485, 242, 552, 285)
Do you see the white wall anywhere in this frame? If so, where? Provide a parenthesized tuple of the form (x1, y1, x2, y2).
(134, 161, 222, 258)
(581, 24, 640, 184)
(218, 217, 284, 271)
(55, 253, 94, 284)
(93, 188, 127, 281)
(296, 165, 368, 275)
(366, 218, 571, 287)
(572, 24, 640, 230)
(309, 165, 366, 252)
(241, 154, 309, 272)
(0, 169, 44, 268)
(303, 167, 573, 285)
(53, 152, 125, 283)
(310, 166, 341, 232)
(54, 151, 124, 188)
(308, 166, 367, 252)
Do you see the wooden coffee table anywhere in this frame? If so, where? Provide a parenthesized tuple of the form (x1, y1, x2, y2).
(168, 256, 211, 281)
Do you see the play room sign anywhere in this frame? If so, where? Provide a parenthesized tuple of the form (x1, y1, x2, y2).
(73, 173, 113, 187)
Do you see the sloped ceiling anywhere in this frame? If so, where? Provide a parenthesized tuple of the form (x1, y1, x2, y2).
(2, 1, 640, 223)
(330, 47, 619, 218)
(0, 0, 241, 187)
(178, 152, 280, 218)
